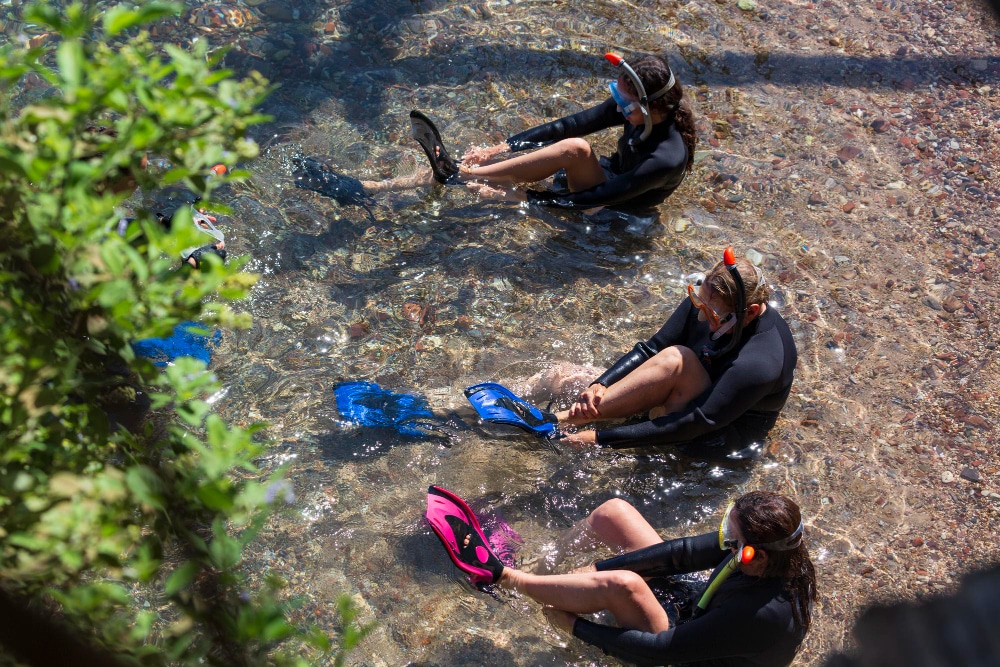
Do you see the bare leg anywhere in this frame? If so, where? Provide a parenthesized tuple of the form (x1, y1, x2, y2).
(361, 169, 436, 193)
(556, 346, 711, 425)
(586, 499, 664, 553)
(462, 137, 606, 190)
(500, 568, 670, 633)
(516, 362, 603, 406)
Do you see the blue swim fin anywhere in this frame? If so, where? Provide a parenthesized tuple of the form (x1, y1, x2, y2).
(464, 382, 560, 439)
(334, 381, 438, 437)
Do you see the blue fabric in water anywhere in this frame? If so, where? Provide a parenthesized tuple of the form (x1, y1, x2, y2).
(334, 381, 436, 437)
(133, 321, 220, 367)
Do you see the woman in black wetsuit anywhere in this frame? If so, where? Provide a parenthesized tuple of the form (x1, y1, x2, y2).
(483, 491, 816, 666)
(295, 54, 696, 217)
(457, 53, 696, 215)
(551, 249, 797, 450)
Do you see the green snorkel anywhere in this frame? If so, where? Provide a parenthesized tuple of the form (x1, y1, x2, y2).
(695, 552, 741, 613)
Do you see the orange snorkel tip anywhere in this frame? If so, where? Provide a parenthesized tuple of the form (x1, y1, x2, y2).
(723, 246, 736, 267)
(210, 164, 227, 176)
(740, 545, 755, 564)
(604, 53, 624, 66)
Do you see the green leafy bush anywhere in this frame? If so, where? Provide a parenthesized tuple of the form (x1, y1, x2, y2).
(0, 2, 370, 664)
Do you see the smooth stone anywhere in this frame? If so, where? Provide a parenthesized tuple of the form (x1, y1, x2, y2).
(923, 293, 943, 310)
(737, 0, 757, 10)
(960, 467, 981, 482)
(941, 470, 955, 483)
(745, 248, 764, 266)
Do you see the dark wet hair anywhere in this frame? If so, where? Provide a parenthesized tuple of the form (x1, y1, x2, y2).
(620, 54, 697, 171)
(704, 257, 769, 310)
(734, 491, 817, 634)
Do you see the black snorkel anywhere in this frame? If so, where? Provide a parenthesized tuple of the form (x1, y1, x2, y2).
(702, 247, 747, 365)
(604, 53, 675, 144)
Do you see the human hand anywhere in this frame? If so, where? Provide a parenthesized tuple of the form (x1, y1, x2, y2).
(569, 384, 605, 420)
(462, 143, 506, 166)
(542, 606, 578, 634)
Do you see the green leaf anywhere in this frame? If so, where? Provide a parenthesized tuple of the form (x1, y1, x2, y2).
(125, 466, 165, 510)
(56, 40, 84, 88)
(164, 561, 199, 596)
(196, 481, 234, 512)
(104, 3, 181, 36)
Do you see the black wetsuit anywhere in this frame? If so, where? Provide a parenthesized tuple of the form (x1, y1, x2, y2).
(505, 98, 688, 215)
(574, 531, 806, 666)
(594, 301, 797, 449)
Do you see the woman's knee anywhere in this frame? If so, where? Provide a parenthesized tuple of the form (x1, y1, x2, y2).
(555, 137, 595, 160)
(649, 346, 686, 373)
(604, 570, 650, 601)
(588, 498, 635, 526)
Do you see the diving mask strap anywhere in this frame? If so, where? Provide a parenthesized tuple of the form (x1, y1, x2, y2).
(646, 69, 675, 102)
(756, 520, 805, 551)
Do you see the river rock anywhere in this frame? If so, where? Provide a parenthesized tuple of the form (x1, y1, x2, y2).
(960, 467, 981, 483)
(838, 146, 863, 162)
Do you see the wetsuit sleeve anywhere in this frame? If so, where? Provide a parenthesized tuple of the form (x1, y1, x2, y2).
(524, 129, 687, 210)
(593, 300, 693, 388)
(573, 590, 791, 665)
(594, 531, 721, 577)
(505, 99, 620, 152)
(596, 327, 785, 448)
(573, 602, 785, 667)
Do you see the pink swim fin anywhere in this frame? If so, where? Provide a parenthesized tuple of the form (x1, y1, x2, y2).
(426, 485, 505, 585)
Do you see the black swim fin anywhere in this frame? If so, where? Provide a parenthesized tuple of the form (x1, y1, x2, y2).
(292, 157, 377, 221)
(409, 110, 460, 184)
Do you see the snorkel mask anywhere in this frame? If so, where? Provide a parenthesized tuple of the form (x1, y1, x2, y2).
(604, 53, 675, 144)
(180, 210, 226, 262)
(718, 501, 805, 565)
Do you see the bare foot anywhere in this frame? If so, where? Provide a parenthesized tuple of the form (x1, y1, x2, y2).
(559, 429, 598, 449)
(466, 181, 524, 202)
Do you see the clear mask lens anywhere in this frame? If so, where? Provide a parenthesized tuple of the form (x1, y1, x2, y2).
(609, 81, 637, 117)
(688, 284, 733, 330)
(718, 502, 740, 551)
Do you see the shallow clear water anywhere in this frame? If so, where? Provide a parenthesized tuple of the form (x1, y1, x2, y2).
(185, 1, 845, 662)
(196, 2, 789, 657)
(10, 0, 997, 662)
